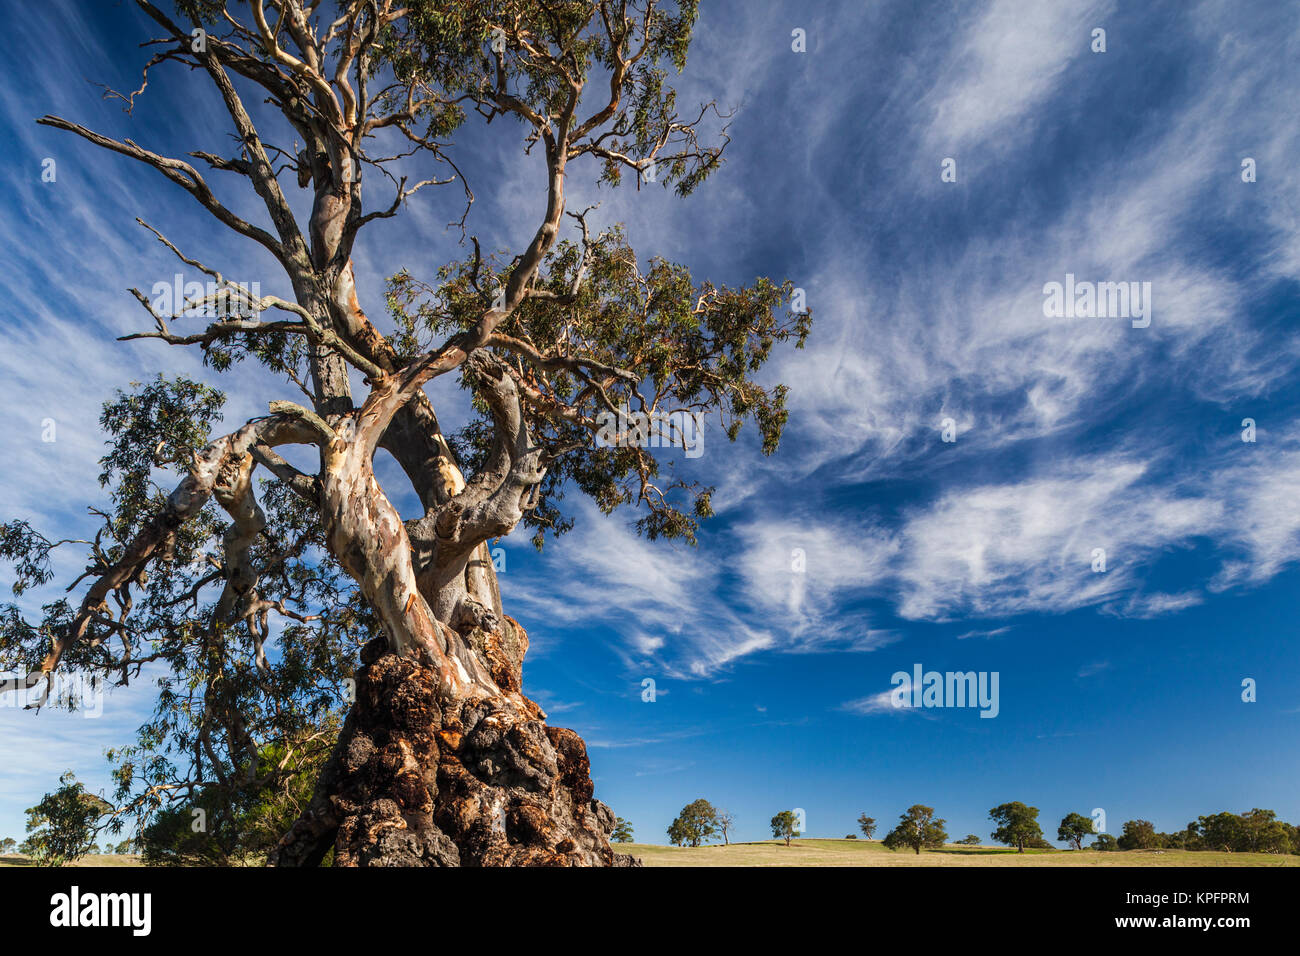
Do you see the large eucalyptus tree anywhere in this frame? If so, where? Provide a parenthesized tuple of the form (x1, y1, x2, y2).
(0, 0, 808, 866)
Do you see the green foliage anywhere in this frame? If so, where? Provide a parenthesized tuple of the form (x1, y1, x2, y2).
(1184, 809, 1293, 854)
(0, 378, 361, 854)
(1117, 819, 1159, 851)
(770, 810, 799, 846)
(0, 521, 61, 596)
(21, 772, 111, 867)
(1091, 832, 1119, 851)
(98, 375, 226, 539)
(138, 736, 333, 865)
(1238, 809, 1292, 853)
(393, 1, 715, 196)
(388, 227, 808, 549)
(0, 837, 16, 854)
(668, 798, 717, 847)
(1066, 809, 1299, 855)
(174, 0, 231, 24)
(1191, 811, 1242, 851)
(857, 813, 876, 839)
(0, 377, 231, 688)
(1057, 812, 1096, 851)
(989, 801, 1044, 853)
(882, 805, 948, 855)
(612, 816, 634, 844)
(956, 834, 981, 845)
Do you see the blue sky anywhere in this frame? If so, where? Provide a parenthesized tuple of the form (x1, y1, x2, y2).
(1, 0, 1299, 849)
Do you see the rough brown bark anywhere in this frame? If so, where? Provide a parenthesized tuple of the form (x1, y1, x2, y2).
(270, 620, 638, 867)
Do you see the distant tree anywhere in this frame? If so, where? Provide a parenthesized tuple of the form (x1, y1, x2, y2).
(612, 818, 634, 844)
(1117, 820, 1159, 851)
(956, 834, 981, 845)
(857, 814, 877, 839)
(715, 811, 735, 846)
(770, 810, 800, 846)
(844, 834, 858, 839)
(1058, 812, 1096, 851)
(668, 799, 718, 848)
(1287, 823, 1300, 856)
(1091, 833, 1119, 851)
(882, 805, 948, 855)
(990, 802, 1044, 853)
(0, 837, 15, 854)
(20, 772, 111, 867)
(1238, 808, 1290, 854)
(1157, 830, 1185, 850)
(1195, 812, 1243, 851)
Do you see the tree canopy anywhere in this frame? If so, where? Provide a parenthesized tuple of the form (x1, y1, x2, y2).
(21, 772, 112, 867)
(882, 804, 947, 855)
(668, 798, 717, 847)
(770, 809, 799, 846)
(1057, 812, 1095, 851)
(989, 801, 1044, 853)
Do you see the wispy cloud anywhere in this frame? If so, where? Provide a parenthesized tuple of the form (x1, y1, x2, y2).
(1076, 660, 1112, 679)
(923, 0, 1117, 151)
(957, 626, 1012, 640)
(839, 690, 900, 715)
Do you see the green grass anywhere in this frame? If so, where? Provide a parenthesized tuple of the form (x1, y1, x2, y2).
(619, 838, 1300, 867)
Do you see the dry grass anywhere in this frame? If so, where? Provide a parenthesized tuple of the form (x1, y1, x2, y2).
(0, 853, 143, 868)
(5, 841, 1292, 867)
(619, 838, 1300, 867)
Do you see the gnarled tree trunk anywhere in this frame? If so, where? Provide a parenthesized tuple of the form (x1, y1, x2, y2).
(268, 385, 634, 867)
(270, 621, 634, 867)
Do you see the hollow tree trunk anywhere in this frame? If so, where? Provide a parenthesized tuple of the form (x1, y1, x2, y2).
(269, 409, 634, 866)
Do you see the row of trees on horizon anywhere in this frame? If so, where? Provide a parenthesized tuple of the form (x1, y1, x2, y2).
(643, 799, 1300, 855)
(9, 777, 1300, 865)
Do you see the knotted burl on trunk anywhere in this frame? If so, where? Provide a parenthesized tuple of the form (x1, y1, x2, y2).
(270, 616, 639, 867)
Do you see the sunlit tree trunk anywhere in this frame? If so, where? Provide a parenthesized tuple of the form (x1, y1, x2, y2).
(268, 379, 628, 866)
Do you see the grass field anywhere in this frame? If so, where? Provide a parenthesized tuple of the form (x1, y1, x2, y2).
(0, 853, 141, 867)
(620, 839, 1300, 866)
